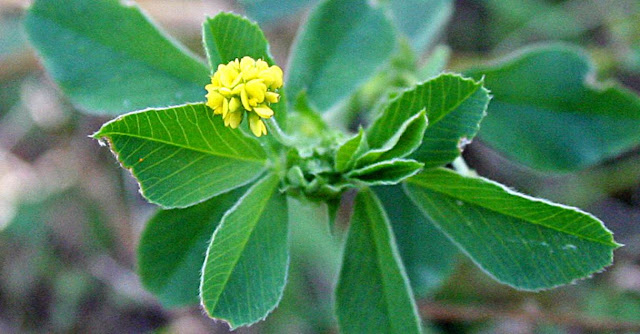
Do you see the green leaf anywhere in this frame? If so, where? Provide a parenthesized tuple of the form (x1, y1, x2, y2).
(404, 74, 491, 168)
(375, 185, 458, 296)
(200, 173, 288, 329)
(202, 13, 274, 69)
(404, 168, 620, 291)
(25, 0, 208, 115)
(347, 159, 424, 186)
(466, 44, 640, 171)
(386, 0, 453, 54)
(335, 128, 367, 172)
(202, 12, 287, 128)
(93, 103, 267, 208)
(374, 73, 489, 168)
(286, 0, 396, 111)
(359, 110, 428, 167)
(138, 186, 247, 307)
(336, 189, 422, 334)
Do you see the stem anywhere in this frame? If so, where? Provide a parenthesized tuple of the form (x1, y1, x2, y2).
(265, 117, 296, 147)
(452, 156, 475, 177)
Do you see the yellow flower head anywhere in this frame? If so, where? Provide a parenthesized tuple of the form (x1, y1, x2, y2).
(205, 56, 283, 137)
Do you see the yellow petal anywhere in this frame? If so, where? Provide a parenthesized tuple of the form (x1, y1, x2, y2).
(240, 56, 255, 68)
(249, 113, 267, 137)
(245, 79, 266, 103)
(220, 65, 239, 88)
(218, 87, 232, 98)
(256, 59, 269, 71)
(230, 71, 243, 87)
(229, 97, 241, 113)
(253, 106, 274, 118)
(258, 71, 274, 87)
(209, 105, 220, 114)
(211, 71, 221, 86)
(240, 57, 258, 81)
(231, 83, 244, 96)
(226, 110, 243, 128)
(206, 91, 224, 113)
(209, 103, 221, 114)
(230, 58, 240, 70)
(264, 66, 283, 89)
(221, 98, 229, 118)
(265, 91, 280, 103)
(241, 87, 252, 111)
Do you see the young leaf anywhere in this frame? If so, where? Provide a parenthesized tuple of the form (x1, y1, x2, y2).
(93, 103, 267, 208)
(368, 74, 489, 168)
(335, 128, 367, 172)
(200, 173, 288, 329)
(404, 168, 620, 291)
(138, 186, 247, 307)
(202, 13, 287, 128)
(336, 189, 422, 334)
(466, 44, 640, 171)
(25, 0, 208, 115)
(203, 13, 275, 69)
(346, 159, 424, 186)
(358, 110, 428, 167)
(386, 0, 453, 54)
(375, 186, 458, 296)
(286, 0, 396, 111)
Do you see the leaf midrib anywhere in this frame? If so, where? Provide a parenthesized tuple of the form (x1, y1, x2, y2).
(372, 76, 481, 144)
(426, 78, 482, 125)
(364, 193, 416, 334)
(204, 176, 278, 324)
(405, 173, 617, 247)
(99, 131, 266, 163)
(366, 198, 394, 332)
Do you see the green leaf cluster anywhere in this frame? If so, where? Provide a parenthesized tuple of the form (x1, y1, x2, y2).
(25, 0, 631, 332)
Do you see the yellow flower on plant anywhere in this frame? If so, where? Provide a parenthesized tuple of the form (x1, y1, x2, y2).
(205, 56, 283, 137)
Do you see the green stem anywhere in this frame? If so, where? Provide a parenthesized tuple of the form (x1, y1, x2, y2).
(265, 118, 296, 147)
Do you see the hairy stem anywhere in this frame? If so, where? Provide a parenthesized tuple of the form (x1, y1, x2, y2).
(265, 117, 296, 147)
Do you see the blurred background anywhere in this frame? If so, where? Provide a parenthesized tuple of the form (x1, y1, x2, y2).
(0, 0, 639, 333)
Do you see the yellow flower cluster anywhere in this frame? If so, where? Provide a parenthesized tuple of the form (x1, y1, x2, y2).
(205, 56, 283, 137)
